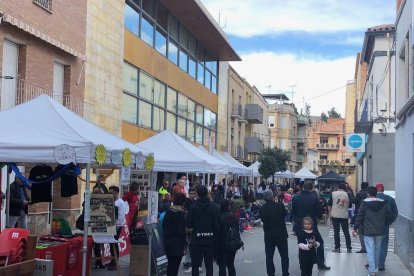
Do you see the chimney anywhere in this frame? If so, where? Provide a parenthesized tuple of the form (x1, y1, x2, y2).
(397, 0, 403, 13)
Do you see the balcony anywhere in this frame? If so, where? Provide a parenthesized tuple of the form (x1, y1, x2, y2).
(297, 137, 306, 144)
(244, 136, 264, 155)
(245, 104, 263, 124)
(318, 159, 356, 167)
(296, 154, 305, 162)
(231, 144, 248, 160)
(0, 77, 93, 120)
(230, 104, 247, 123)
(33, 0, 52, 11)
(315, 143, 340, 150)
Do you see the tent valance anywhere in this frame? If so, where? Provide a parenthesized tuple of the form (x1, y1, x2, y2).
(317, 170, 346, 182)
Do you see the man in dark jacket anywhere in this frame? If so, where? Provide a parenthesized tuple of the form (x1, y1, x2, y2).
(8, 176, 30, 229)
(291, 181, 330, 270)
(353, 181, 369, 253)
(186, 185, 220, 276)
(259, 190, 289, 276)
(375, 183, 398, 271)
(243, 182, 256, 206)
(353, 186, 393, 275)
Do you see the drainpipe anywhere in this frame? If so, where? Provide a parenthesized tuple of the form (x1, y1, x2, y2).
(387, 33, 391, 127)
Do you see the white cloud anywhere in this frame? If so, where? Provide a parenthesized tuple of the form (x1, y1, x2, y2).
(201, 0, 395, 38)
(230, 52, 356, 116)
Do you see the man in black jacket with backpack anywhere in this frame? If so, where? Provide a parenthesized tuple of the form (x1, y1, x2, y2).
(186, 185, 220, 276)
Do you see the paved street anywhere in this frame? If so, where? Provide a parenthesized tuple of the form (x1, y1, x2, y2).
(92, 224, 411, 276)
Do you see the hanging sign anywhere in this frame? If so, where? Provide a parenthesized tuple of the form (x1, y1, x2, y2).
(95, 145, 107, 165)
(346, 133, 366, 153)
(144, 154, 155, 171)
(53, 144, 76, 165)
(136, 151, 145, 169)
(110, 150, 123, 165)
(147, 191, 159, 224)
(88, 193, 116, 235)
(121, 166, 131, 186)
(123, 148, 132, 167)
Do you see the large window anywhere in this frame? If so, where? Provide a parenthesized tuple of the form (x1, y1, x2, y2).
(139, 71, 153, 101)
(123, 63, 138, 96)
(124, 4, 139, 36)
(167, 87, 177, 112)
(122, 64, 217, 147)
(124, 1, 219, 93)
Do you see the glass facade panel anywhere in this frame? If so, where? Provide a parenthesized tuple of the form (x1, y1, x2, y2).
(166, 112, 176, 131)
(188, 57, 196, 79)
(168, 16, 179, 41)
(124, 4, 139, 36)
(168, 41, 178, 65)
(123, 63, 138, 95)
(139, 71, 153, 101)
(179, 50, 188, 72)
(195, 125, 203, 144)
(211, 75, 217, 94)
(139, 100, 152, 128)
(179, 25, 188, 48)
(188, 35, 196, 56)
(141, 16, 154, 47)
(187, 99, 195, 121)
(167, 87, 177, 112)
(210, 112, 217, 130)
(177, 117, 186, 138)
(142, 0, 155, 17)
(210, 131, 216, 148)
(153, 80, 165, 107)
(177, 93, 187, 117)
(187, 121, 195, 141)
(204, 108, 211, 128)
(197, 62, 204, 85)
(211, 61, 218, 76)
(196, 104, 203, 125)
(155, 0, 168, 30)
(205, 70, 211, 90)
(155, 29, 167, 56)
(203, 128, 210, 147)
(153, 106, 165, 131)
(122, 94, 137, 124)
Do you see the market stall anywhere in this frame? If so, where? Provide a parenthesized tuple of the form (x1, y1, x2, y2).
(0, 95, 153, 276)
(317, 170, 346, 195)
(294, 167, 317, 180)
(248, 161, 261, 178)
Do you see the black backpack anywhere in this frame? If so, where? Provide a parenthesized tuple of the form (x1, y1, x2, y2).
(226, 225, 244, 252)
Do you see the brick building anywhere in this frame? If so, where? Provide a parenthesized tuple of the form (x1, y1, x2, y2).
(0, 0, 87, 234)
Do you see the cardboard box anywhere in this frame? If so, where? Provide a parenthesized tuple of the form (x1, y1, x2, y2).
(129, 245, 149, 276)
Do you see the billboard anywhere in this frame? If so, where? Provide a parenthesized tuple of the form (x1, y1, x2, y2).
(346, 133, 366, 153)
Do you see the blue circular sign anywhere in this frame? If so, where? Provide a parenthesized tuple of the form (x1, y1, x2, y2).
(348, 135, 363, 148)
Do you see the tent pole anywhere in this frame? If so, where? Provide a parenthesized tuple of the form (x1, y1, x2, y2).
(224, 174, 228, 198)
(5, 165, 10, 228)
(81, 163, 91, 276)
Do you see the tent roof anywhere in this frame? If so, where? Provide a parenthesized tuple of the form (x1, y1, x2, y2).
(137, 130, 228, 173)
(276, 170, 295, 178)
(295, 167, 317, 179)
(317, 170, 346, 182)
(0, 95, 151, 164)
(248, 161, 261, 177)
(222, 153, 252, 176)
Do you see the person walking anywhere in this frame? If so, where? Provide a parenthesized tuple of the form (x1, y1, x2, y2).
(122, 182, 140, 230)
(216, 199, 240, 276)
(163, 193, 187, 276)
(354, 182, 369, 253)
(186, 185, 221, 276)
(353, 186, 393, 276)
(243, 182, 256, 206)
(297, 217, 322, 276)
(292, 181, 330, 271)
(375, 183, 398, 271)
(328, 183, 352, 253)
(259, 190, 290, 276)
(183, 188, 198, 272)
(8, 176, 30, 229)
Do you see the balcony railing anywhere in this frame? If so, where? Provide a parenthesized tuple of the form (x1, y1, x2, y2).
(315, 143, 340, 150)
(231, 144, 248, 160)
(318, 160, 356, 166)
(230, 104, 247, 122)
(33, 0, 52, 11)
(0, 77, 93, 120)
(296, 154, 305, 162)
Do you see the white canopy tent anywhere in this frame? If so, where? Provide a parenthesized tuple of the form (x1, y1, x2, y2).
(222, 152, 252, 176)
(0, 95, 153, 276)
(275, 170, 295, 179)
(137, 130, 228, 173)
(197, 146, 241, 174)
(0, 94, 152, 163)
(248, 161, 261, 177)
(294, 167, 317, 180)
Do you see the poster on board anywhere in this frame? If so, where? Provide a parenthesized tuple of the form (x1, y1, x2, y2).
(88, 194, 116, 235)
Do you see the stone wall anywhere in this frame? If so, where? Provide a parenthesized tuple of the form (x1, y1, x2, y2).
(395, 215, 414, 274)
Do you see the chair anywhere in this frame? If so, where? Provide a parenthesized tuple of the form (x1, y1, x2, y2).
(0, 228, 30, 266)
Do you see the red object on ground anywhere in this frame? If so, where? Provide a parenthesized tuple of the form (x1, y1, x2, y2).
(35, 235, 93, 276)
(0, 228, 30, 266)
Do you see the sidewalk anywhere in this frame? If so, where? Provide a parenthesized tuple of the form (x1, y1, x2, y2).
(318, 251, 412, 276)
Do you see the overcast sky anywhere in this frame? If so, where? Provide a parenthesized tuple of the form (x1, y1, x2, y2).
(201, 0, 395, 116)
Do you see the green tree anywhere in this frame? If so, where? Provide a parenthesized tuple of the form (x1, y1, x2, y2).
(258, 147, 291, 184)
(321, 112, 328, 122)
(328, 107, 341, 118)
